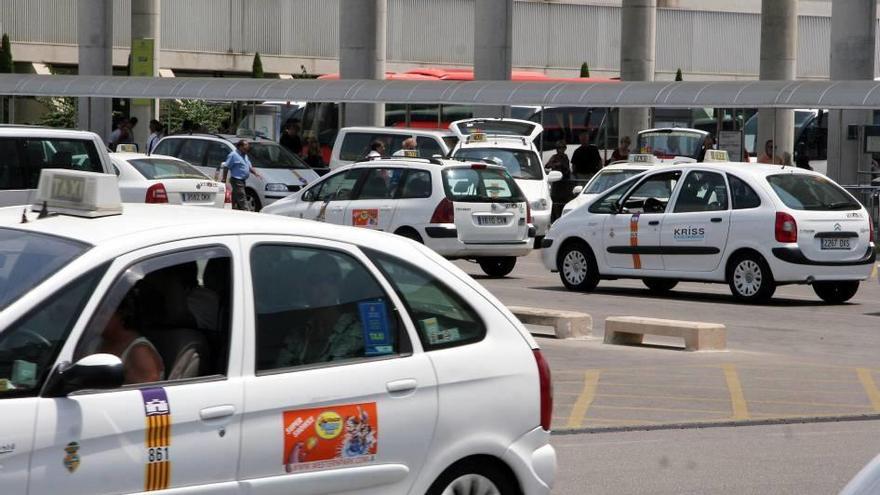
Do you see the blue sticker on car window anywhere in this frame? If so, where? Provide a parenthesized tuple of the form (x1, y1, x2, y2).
(358, 300, 393, 356)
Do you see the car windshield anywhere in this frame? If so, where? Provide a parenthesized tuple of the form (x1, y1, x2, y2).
(0, 229, 91, 310)
(584, 169, 647, 194)
(442, 167, 526, 203)
(127, 158, 208, 180)
(637, 130, 704, 159)
(767, 174, 861, 211)
(248, 142, 311, 170)
(453, 148, 544, 180)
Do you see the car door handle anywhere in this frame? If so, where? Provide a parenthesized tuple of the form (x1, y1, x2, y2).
(199, 405, 236, 421)
(648, 220, 660, 226)
(711, 217, 723, 223)
(386, 379, 418, 394)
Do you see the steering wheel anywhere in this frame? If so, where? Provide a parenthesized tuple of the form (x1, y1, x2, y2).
(643, 197, 664, 214)
(6, 329, 51, 350)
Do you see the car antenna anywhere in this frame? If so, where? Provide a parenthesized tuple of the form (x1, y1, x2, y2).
(20, 207, 28, 224)
(37, 201, 51, 219)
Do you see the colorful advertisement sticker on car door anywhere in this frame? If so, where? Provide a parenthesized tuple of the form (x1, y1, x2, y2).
(352, 209, 380, 227)
(283, 403, 378, 473)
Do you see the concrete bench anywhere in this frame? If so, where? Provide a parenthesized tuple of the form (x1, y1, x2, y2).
(604, 316, 726, 351)
(508, 306, 591, 339)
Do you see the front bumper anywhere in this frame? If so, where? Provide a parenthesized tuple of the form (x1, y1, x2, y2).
(502, 427, 556, 495)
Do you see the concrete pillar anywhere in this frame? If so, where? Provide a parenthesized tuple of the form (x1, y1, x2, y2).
(338, 0, 386, 127)
(131, 0, 160, 151)
(757, 0, 797, 163)
(473, 0, 513, 118)
(828, 0, 876, 184)
(77, 0, 113, 140)
(618, 0, 656, 147)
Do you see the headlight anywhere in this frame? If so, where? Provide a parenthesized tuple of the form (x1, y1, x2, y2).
(530, 198, 549, 211)
(265, 183, 288, 192)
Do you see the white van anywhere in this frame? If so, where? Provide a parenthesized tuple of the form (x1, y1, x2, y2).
(0, 126, 114, 206)
(329, 127, 458, 170)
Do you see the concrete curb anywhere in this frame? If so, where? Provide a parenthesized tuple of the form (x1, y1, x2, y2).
(508, 306, 592, 339)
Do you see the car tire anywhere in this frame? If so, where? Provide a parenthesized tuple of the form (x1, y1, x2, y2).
(394, 227, 423, 244)
(557, 241, 600, 292)
(478, 257, 517, 278)
(427, 459, 520, 495)
(643, 278, 678, 293)
(812, 280, 859, 304)
(245, 189, 262, 212)
(727, 253, 776, 303)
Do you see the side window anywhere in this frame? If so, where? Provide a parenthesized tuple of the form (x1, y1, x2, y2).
(621, 171, 682, 214)
(339, 133, 375, 161)
(365, 249, 486, 350)
(75, 248, 233, 386)
(9, 139, 103, 190)
(0, 266, 107, 398)
(251, 245, 408, 372)
(672, 170, 729, 213)
(151, 139, 179, 157)
(177, 139, 209, 166)
(315, 170, 363, 202)
(0, 138, 24, 189)
(356, 168, 404, 200)
(205, 143, 231, 169)
(417, 137, 443, 158)
(399, 170, 432, 199)
(589, 176, 638, 214)
(728, 174, 762, 209)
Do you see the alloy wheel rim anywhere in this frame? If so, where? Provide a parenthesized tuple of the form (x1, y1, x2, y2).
(563, 250, 588, 285)
(440, 474, 501, 495)
(733, 260, 762, 296)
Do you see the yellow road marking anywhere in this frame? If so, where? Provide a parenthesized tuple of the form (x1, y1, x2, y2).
(723, 364, 750, 420)
(589, 392, 871, 410)
(597, 380, 866, 397)
(590, 404, 729, 414)
(857, 368, 880, 412)
(566, 370, 601, 428)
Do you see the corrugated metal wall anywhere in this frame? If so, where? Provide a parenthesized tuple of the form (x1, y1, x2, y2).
(0, 0, 874, 78)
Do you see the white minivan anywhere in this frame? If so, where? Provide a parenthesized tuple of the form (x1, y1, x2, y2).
(329, 127, 458, 170)
(263, 157, 535, 277)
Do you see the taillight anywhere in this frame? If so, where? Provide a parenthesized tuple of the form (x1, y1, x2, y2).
(533, 349, 553, 431)
(224, 186, 232, 204)
(430, 198, 454, 224)
(775, 212, 797, 243)
(145, 183, 168, 204)
(526, 202, 532, 224)
(870, 217, 875, 243)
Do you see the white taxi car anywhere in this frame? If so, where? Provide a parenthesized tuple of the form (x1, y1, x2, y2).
(263, 157, 535, 278)
(0, 169, 555, 495)
(111, 153, 229, 207)
(449, 118, 562, 243)
(542, 162, 876, 303)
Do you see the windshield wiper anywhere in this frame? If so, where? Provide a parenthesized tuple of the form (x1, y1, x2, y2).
(824, 201, 857, 210)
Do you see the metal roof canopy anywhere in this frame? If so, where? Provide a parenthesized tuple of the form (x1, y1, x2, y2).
(4, 75, 880, 109)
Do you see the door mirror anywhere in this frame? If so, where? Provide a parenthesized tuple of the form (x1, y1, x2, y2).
(547, 170, 563, 183)
(572, 185, 584, 195)
(43, 354, 124, 397)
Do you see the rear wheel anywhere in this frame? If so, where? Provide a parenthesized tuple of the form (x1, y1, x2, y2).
(478, 257, 517, 278)
(813, 281, 859, 304)
(557, 241, 600, 292)
(643, 278, 678, 293)
(244, 189, 262, 212)
(427, 460, 520, 495)
(727, 253, 776, 303)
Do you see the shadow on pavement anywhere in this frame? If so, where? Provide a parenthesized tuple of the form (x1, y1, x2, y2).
(528, 285, 827, 308)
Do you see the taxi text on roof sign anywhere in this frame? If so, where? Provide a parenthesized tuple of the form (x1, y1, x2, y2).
(702, 149, 730, 162)
(629, 154, 658, 164)
(33, 169, 123, 218)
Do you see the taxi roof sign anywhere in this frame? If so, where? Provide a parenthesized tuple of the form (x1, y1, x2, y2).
(629, 153, 658, 164)
(468, 132, 487, 143)
(702, 149, 729, 162)
(33, 169, 122, 218)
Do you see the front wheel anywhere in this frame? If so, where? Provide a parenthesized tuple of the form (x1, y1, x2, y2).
(427, 461, 519, 495)
(727, 254, 776, 303)
(478, 257, 517, 278)
(244, 190, 262, 212)
(643, 278, 678, 293)
(557, 241, 600, 292)
(813, 281, 859, 304)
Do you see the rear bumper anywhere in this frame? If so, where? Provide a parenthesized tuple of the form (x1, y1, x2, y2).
(425, 237, 534, 258)
(771, 246, 876, 266)
(502, 427, 556, 495)
(769, 245, 876, 282)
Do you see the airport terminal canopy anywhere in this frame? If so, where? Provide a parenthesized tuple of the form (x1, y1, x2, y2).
(4, 75, 880, 109)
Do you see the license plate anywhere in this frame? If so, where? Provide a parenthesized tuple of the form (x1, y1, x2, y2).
(477, 216, 508, 226)
(183, 192, 213, 202)
(821, 237, 850, 250)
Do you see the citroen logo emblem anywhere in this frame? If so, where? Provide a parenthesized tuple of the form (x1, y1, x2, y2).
(834, 223, 842, 231)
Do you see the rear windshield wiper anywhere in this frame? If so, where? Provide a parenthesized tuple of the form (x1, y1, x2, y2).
(823, 201, 858, 210)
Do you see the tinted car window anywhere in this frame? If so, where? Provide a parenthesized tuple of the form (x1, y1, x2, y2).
(127, 158, 209, 180)
(621, 171, 682, 214)
(249, 142, 310, 170)
(251, 245, 406, 371)
(399, 170, 432, 199)
(416, 137, 443, 158)
(589, 176, 639, 214)
(0, 138, 102, 190)
(728, 174, 762, 209)
(453, 148, 543, 180)
(584, 169, 646, 194)
(177, 139, 209, 166)
(340, 133, 409, 161)
(151, 139, 180, 158)
(356, 168, 404, 200)
(443, 167, 526, 203)
(673, 171, 728, 213)
(205, 142, 230, 169)
(366, 249, 486, 350)
(310, 170, 364, 202)
(767, 174, 860, 211)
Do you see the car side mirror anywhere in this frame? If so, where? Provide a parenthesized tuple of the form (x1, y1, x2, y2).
(43, 354, 124, 397)
(572, 185, 584, 195)
(547, 170, 563, 183)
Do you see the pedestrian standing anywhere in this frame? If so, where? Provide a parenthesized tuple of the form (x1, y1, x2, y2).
(697, 134, 716, 162)
(280, 120, 303, 156)
(609, 136, 631, 164)
(757, 139, 783, 164)
(545, 141, 572, 221)
(146, 119, 164, 155)
(222, 140, 262, 211)
(108, 117, 130, 150)
(303, 137, 325, 168)
(570, 131, 602, 180)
